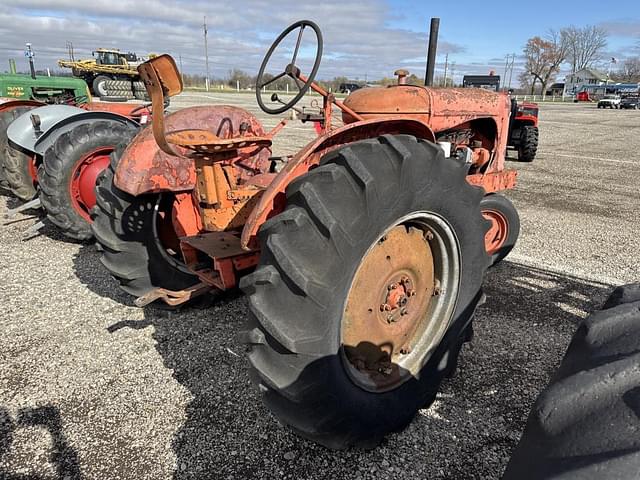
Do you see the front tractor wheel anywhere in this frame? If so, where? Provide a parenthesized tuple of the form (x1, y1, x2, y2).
(38, 120, 139, 241)
(518, 125, 538, 162)
(241, 134, 490, 449)
(91, 147, 199, 301)
(481, 194, 520, 267)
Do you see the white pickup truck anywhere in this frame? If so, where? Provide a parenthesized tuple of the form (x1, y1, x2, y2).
(597, 95, 621, 109)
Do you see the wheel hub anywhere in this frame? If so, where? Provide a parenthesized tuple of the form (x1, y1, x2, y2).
(482, 209, 509, 255)
(69, 147, 112, 220)
(341, 213, 461, 393)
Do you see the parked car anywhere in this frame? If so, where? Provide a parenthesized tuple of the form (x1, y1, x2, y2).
(597, 95, 621, 109)
(338, 82, 362, 94)
(620, 97, 639, 110)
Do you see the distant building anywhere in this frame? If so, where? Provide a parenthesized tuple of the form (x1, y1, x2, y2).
(546, 82, 565, 96)
(564, 68, 607, 95)
(462, 74, 500, 91)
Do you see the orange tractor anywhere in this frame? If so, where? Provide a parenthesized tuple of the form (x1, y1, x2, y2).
(92, 21, 521, 448)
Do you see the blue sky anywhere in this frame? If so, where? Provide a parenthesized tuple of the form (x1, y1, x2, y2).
(0, 0, 638, 84)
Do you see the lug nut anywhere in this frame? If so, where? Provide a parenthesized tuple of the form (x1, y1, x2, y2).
(386, 314, 395, 324)
(425, 230, 434, 241)
(380, 303, 392, 312)
(400, 307, 408, 316)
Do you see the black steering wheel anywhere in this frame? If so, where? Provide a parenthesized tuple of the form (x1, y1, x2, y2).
(255, 20, 323, 115)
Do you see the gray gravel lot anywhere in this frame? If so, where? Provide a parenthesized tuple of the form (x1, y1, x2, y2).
(1, 97, 638, 479)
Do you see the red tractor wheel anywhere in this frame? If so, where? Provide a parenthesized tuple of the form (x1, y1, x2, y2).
(481, 194, 520, 266)
(91, 145, 200, 301)
(241, 135, 489, 449)
(38, 120, 139, 241)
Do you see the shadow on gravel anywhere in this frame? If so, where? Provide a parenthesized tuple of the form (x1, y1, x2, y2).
(98, 258, 613, 479)
(0, 405, 82, 479)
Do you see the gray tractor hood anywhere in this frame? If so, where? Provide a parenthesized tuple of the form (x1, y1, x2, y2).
(7, 105, 86, 153)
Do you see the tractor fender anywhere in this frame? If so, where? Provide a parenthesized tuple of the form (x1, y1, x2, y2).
(31, 111, 140, 156)
(240, 117, 436, 249)
(114, 105, 270, 196)
(7, 105, 85, 154)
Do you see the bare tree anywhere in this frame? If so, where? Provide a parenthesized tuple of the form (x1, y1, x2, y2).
(615, 57, 640, 82)
(522, 31, 568, 95)
(564, 25, 608, 73)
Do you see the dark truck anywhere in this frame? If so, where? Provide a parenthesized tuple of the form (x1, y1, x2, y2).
(463, 74, 539, 162)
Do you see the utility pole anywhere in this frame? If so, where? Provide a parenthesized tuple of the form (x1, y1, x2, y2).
(502, 55, 509, 89)
(507, 53, 515, 90)
(443, 53, 449, 87)
(203, 15, 210, 91)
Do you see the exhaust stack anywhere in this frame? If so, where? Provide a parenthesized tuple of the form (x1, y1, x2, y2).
(425, 17, 440, 87)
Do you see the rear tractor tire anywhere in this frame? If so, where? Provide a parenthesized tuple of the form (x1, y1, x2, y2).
(38, 120, 139, 241)
(0, 111, 18, 190)
(2, 141, 37, 201)
(241, 134, 490, 449)
(518, 125, 538, 162)
(480, 194, 520, 266)
(1, 106, 39, 199)
(91, 146, 199, 300)
(92, 75, 111, 97)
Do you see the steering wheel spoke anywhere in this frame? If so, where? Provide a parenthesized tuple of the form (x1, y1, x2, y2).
(290, 24, 305, 66)
(255, 20, 323, 115)
(259, 71, 287, 90)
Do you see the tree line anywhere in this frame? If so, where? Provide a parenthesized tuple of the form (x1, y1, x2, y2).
(521, 25, 640, 95)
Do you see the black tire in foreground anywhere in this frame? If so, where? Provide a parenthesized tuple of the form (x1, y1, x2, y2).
(91, 146, 199, 300)
(518, 125, 538, 162)
(241, 134, 490, 449)
(503, 283, 640, 479)
(1, 107, 37, 200)
(480, 194, 520, 267)
(38, 120, 139, 241)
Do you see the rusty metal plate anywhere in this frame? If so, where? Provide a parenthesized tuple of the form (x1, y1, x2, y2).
(181, 231, 249, 259)
(166, 129, 272, 153)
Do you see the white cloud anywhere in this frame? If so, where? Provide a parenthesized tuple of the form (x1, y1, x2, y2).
(0, 0, 466, 80)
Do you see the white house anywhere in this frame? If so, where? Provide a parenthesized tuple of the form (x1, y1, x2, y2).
(564, 68, 608, 95)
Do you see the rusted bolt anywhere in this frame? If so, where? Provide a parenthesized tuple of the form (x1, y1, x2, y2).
(386, 314, 396, 324)
(387, 283, 398, 291)
(380, 303, 392, 312)
(433, 278, 442, 296)
(406, 288, 416, 297)
(400, 307, 408, 316)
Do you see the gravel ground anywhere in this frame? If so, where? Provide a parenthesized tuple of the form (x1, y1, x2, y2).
(0, 98, 638, 479)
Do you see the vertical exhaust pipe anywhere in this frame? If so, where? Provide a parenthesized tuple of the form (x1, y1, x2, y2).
(425, 17, 440, 87)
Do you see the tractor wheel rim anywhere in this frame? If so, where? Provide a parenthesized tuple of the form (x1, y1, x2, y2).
(341, 212, 460, 393)
(482, 209, 509, 256)
(69, 147, 112, 221)
(152, 195, 195, 275)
